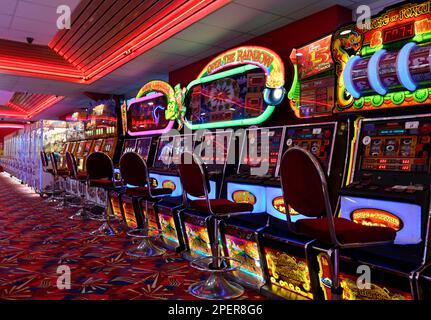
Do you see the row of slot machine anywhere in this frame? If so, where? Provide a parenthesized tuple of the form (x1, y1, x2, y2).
(59, 128, 118, 205)
(96, 2, 431, 300)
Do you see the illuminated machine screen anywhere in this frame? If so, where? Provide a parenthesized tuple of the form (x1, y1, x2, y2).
(136, 138, 152, 162)
(187, 66, 267, 126)
(195, 131, 233, 173)
(70, 142, 77, 154)
(93, 139, 103, 152)
(122, 139, 137, 154)
(103, 138, 115, 154)
(288, 35, 335, 118)
(76, 141, 85, 156)
(171, 134, 196, 167)
(357, 117, 431, 173)
(83, 140, 93, 156)
(284, 123, 337, 174)
(238, 126, 285, 177)
(127, 93, 170, 134)
(153, 136, 175, 169)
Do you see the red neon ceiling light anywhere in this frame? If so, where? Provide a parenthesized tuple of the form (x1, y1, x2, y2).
(0, 94, 65, 119)
(0, 0, 229, 84)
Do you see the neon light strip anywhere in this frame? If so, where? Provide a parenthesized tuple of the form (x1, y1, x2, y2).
(368, 49, 387, 95)
(397, 42, 417, 92)
(126, 92, 164, 111)
(185, 65, 275, 130)
(343, 56, 362, 99)
(0, 124, 25, 129)
(188, 65, 258, 90)
(128, 120, 174, 136)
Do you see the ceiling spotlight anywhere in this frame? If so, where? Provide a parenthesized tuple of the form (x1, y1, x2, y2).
(340, 29, 352, 35)
(296, 52, 303, 56)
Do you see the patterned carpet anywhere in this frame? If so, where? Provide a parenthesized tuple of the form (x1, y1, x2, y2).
(0, 173, 265, 300)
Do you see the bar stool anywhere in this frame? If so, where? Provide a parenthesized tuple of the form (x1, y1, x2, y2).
(279, 147, 396, 300)
(119, 152, 172, 257)
(178, 151, 253, 300)
(86, 152, 121, 236)
(65, 151, 91, 220)
(48, 152, 70, 211)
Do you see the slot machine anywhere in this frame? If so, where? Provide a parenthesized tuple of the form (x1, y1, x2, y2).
(109, 80, 181, 232)
(58, 141, 69, 169)
(175, 46, 287, 261)
(219, 38, 350, 296)
(76, 139, 94, 172)
(319, 2, 431, 300)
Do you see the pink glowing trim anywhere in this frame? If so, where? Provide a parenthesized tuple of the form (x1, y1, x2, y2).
(127, 120, 174, 136)
(127, 92, 173, 136)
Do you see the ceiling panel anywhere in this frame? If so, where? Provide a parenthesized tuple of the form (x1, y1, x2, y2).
(10, 16, 54, 35)
(173, 22, 244, 47)
(0, 15, 12, 29)
(248, 16, 294, 36)
(15, 0, 63, 24)
(234, 0, 319, 17)
(0, 0, 17, 16)
(199, 2, 280, 33)
(153, 38, 215, 57)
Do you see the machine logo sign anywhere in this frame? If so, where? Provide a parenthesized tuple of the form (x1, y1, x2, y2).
(162, 180, 176, 191)
(232, 190, 257, 205)
(272, 196, 286, 213)
(351, 208, 403, 231)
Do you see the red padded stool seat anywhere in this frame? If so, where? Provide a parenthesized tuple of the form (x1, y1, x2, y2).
(125, 187, 172, 198)
(190, 199, 253, 215)
(89, 178, 120, 189)
(296, 217, 396, 244)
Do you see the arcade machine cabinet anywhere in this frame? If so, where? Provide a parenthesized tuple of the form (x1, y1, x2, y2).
(109, 81, 183, 240)
(317, 2, 431, 300)
(176, 46, 286, 262)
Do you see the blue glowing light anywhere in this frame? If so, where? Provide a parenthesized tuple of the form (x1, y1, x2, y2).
(397, 42, 417, 92)
(368, 49, 387, 95)
(343, 56, 362, 98)
(227, 182, 266, 213)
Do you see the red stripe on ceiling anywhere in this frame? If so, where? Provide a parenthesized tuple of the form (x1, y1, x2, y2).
(59, 0, 142, 64)
(70, 0, 171, 71)
(2, 93, 65, 119)
(49, 0, 94, 49)
(0, 0, 230, 84)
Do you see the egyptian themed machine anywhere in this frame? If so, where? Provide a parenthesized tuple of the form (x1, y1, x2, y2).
(318, 1, 431, 300)
(167, 46, 287, 261)
(109, 80, 185, 233)
(216, 37, 350, 296)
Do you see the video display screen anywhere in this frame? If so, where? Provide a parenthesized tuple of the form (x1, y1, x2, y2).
(358, 118, 431, 173)
(136, 138, 152, 162)
(196, 131, 233, 173)
(171, 134, 196, 167)
(284, 123, 337, 174)
(238, 127, 285, 177)
(103, 138, 115, 154)
(93, 139, 103, 152)
(83, 140, 93, 156)
(187, 67, 267, 125)
(76, 141, 85, 156)
(122, 139, 137, 154)
(127, 93, 170, 133)
(153, 136, 175, 169)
